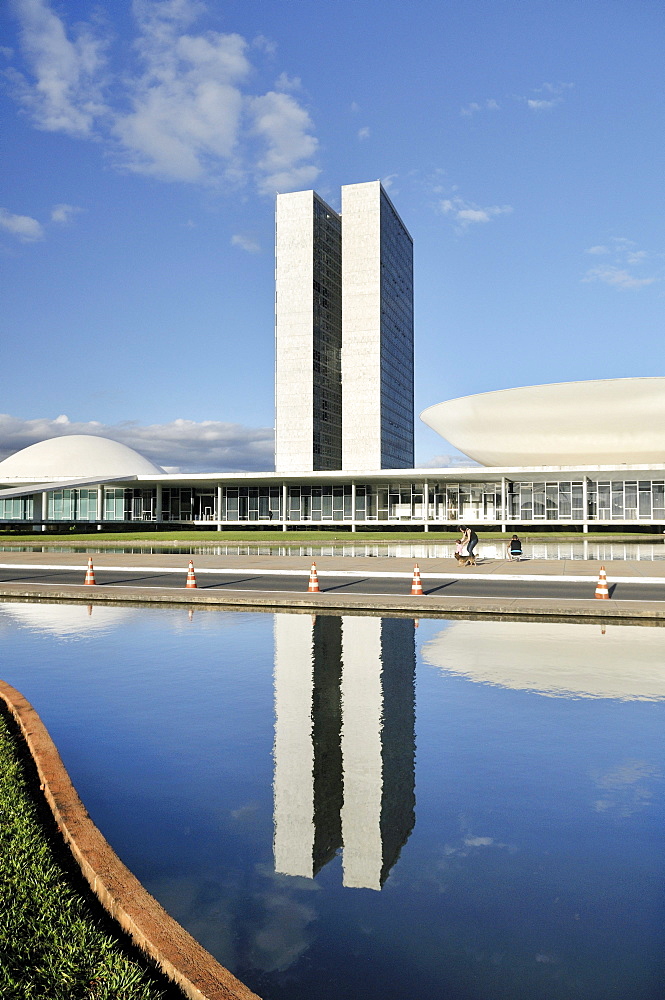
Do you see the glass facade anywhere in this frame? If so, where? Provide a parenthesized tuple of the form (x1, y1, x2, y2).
(379, 190, 414, 468)
(312, 195, 343, 470)
(223, 487, 281, 521)
(3, 477, 665, 526)
(47, 488, 98, 521)
(0, 496, 33, 520)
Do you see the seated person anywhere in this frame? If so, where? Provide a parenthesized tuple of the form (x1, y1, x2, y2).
(507, 534, 522, 561)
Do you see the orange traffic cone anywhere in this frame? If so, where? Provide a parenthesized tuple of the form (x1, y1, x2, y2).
(308, 562, 320, 593)
(84, 557, 96, 586)
(595, 565, 610, 600)
(411, 563, 423, 596)
(186, 560, 197, 589)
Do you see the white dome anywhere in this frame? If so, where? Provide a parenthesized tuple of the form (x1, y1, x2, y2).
(0, 435, 164, 481)
(420, 377, 665, 467)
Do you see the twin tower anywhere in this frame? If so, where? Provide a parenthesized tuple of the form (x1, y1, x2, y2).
(275, 181, 414, 473)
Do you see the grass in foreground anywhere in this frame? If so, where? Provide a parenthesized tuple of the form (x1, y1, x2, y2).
(2, 528, 664, 545)
(0, 710, 175, 1000)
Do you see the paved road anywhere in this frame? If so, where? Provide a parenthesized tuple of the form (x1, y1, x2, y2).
(0, 565, 663, 603)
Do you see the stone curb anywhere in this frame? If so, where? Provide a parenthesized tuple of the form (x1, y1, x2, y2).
(0, 581, 664, 622)
(0, 680, 261, 1000)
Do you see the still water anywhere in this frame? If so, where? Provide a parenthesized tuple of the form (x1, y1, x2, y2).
(2, 540, 665, 560)
(1, 602, 663, 999)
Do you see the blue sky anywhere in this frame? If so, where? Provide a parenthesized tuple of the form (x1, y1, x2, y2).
(1, 0, 664, 471)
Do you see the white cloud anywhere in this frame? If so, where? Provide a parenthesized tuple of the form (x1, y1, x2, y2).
(582, 236, 658, 289)
(582, 266, 655, 290)
(249, 90, 319, 195)
(231, 232, 260, 253)
(439, 196, 512, 230)
(9, 0, 320, 195)
(460, 98, 500, 116)
(527, 98, 559, 110)
(9, 0, 108, 135)
(274, 72, 301, 92)
(0, 413, 275, 472)
(0, 207, 44, 242)
(357, 126, 370, 140)
(252, 34, 277, 56)
(523, 81, 573, 111)
(50, 202, 82, 223)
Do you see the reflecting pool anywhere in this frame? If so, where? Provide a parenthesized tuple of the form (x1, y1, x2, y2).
(0, 601, 663, 999)
(3, 539, 665, 560)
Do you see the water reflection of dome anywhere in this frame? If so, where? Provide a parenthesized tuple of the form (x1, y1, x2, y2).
(0, 602, 137, 638)
(422, 621, 665, 701)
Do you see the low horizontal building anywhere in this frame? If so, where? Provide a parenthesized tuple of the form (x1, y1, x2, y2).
(1, 425, 665, 532)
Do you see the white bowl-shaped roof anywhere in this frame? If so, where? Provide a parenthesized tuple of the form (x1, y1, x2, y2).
(0, 434, 163, 481)
(423, 620, 665, 701)
(420, 377, 665, 466)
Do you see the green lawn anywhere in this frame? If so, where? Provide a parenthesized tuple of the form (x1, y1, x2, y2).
(1, 528, 664, 544)
(0, 710, 177, 1000)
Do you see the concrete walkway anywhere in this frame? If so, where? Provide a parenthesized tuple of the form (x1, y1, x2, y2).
(0, 551, 663, 621)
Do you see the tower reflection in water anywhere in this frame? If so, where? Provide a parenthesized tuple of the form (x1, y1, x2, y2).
(273, 615, 416, 890)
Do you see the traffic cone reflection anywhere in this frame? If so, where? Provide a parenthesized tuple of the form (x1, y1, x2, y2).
(84, 557, 96, 586)
(186, 560, 197, 589)
(595, 565, 610, 600)
(411, 563, 423, 596)
(307, 562, 320, 593)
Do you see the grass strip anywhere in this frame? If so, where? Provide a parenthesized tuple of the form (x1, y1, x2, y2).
(0, 709, 177, 1000)
(2, 529, 665, 544)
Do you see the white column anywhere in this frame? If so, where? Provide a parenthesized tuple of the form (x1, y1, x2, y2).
(351, 482, 356, 532)
(41, 491, 48, 532)
(282, 482, 288, 532)
(583, 478, 589, 533)
(96, 486, 104, 531)
(423, 480, 429, 532)
(156, 483, 163, 524)
(216, 485, 222, 531)
(501, 477, 507, 532)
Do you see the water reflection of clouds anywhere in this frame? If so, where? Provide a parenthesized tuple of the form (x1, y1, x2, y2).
(0, 600, 138, 638)
(149, 866, 320, 977)
(422, 621, 665, 700)
(591, 759, 660, 816)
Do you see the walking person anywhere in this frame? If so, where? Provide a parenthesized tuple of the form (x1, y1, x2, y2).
(466, 526, 479, 559)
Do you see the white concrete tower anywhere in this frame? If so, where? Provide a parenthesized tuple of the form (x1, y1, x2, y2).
(275, 190, 342, 473)
(341, 181, 414, 470)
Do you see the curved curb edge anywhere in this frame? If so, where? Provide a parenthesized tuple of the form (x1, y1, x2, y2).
(0, 680, 261, 1000)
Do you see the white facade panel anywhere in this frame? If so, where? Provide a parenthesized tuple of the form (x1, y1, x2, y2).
(341, 182, 383, 471)
(341, 181, 414, 470)
(275, 191, 315, 473)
